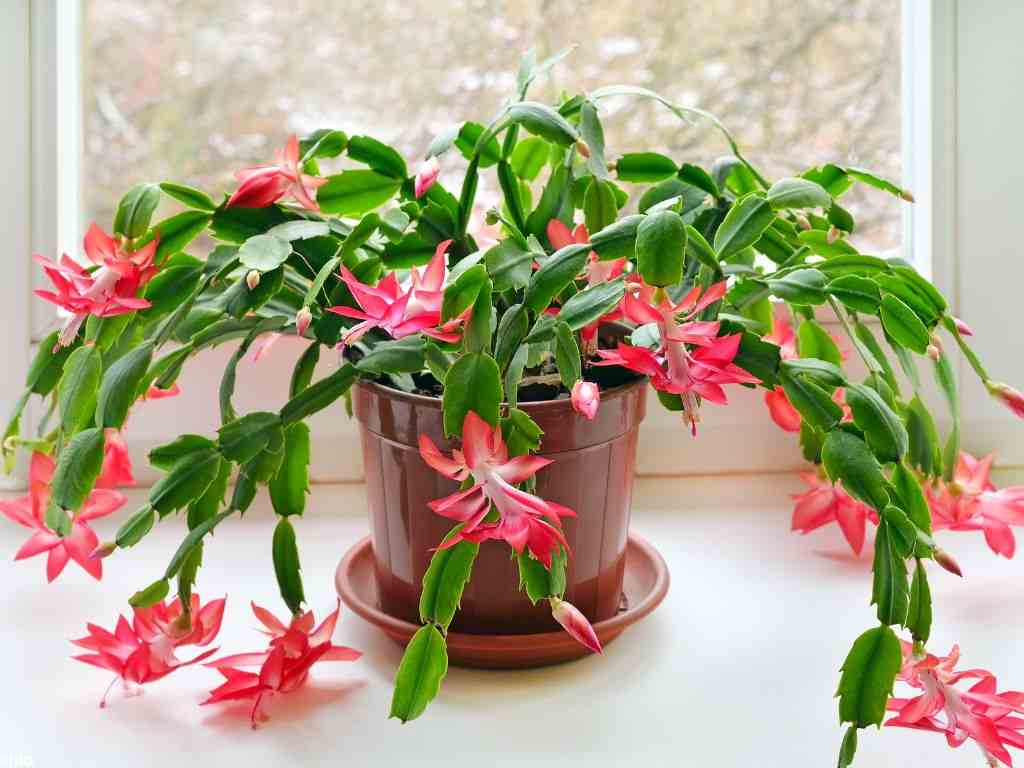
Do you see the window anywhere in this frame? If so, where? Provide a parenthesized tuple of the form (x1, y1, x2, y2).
(14, 0, 943, 485)
(81, 1, 902, 256)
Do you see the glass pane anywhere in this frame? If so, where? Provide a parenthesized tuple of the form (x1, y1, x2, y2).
(82, 1, 900, 253)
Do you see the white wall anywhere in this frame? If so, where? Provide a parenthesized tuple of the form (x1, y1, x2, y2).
(953, 0, 1024, 466)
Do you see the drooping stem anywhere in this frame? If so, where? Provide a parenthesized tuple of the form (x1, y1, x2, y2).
(828, 297, 882, 375)
(942, 315, 991, 383)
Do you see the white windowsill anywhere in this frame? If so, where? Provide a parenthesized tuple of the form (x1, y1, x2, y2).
(1, 475, 1022, 767)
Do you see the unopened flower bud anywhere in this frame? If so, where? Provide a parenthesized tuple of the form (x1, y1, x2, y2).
(987, 381, 1024, 419)
(794, 212, 811, 230)
(414, 156, 440, 199)
(571, 380, 600, 421)
(901, 188, 916, 203)
(934, 547, 963, 577)
(931, 333, 944, 352)
(927, 344, 941, 361)
(827, 225, 840, 244)
(295, 306, 313, 337)
(703, 194, 715, 208)
(952, 316, 974, 337)
(246, 270, 261, 290)
(89, 541, 117, 560)
(576, 140, 591, 159)
(550, 597, 602, 654)
(484, 207, 501, 226)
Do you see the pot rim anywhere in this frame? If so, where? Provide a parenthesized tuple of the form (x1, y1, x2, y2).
(354, 372, 648, 413)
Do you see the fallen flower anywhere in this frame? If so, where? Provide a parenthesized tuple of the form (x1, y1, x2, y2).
(1, 452, 126, 581)
(550, 597, 602, 654)
(571, 380, 600, 421)
(887, 641, 1024, 767)
(203, 601, 361, 727)
(72, 594, 226, 707)
(929, 452, 1024, 558)
(34, 223, 159, 347)
(227, 134, 327, 211)
(418, 411, 575, 568)
(791, 469, 878, 555)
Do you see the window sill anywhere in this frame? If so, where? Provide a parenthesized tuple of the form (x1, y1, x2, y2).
(1, 475, 1021, 766)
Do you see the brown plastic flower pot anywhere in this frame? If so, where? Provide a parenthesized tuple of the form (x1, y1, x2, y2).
(353, 374, 648, 636)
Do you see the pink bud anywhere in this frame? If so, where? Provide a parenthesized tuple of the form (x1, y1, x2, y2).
(89, 541, 117, 560)
(550, 598, 602, 654)
(414, 157, 440, 199)
(952, 316, 974, 337)
(933, 547, 963, 577)
(827, 225, 840, 244)
(927, 344, 941, 362)
(576, 140, 591, 159)
(571, 380, 600, 421)
(246, 270, 261, 290)
(794, 212, 811, 231)
(296, 306, 313, 337)
(987, 381, 1024, 420)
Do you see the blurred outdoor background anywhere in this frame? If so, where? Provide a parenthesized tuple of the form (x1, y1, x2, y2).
(82, 0, 901, 252)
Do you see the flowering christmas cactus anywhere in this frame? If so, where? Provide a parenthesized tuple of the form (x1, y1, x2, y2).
(5, 50, 1024, 761)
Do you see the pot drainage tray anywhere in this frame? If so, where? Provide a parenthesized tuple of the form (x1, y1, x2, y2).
(335, 533, 669, 669)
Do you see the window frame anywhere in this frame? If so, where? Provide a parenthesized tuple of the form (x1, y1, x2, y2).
(11, 0, 979, 487)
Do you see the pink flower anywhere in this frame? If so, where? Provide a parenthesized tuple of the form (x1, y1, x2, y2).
(765, 385, 850, 433)
(791, 470, 878, 555)
(418, 411, 576, 568)
(328, 240, 464, 346)
(953, 316, 974, 337)
(594, 281, 758, 434)
(96, 429, 135, 489)
(887, 641, 1024, 767)
(249, 332, 284, 362)
(765, 316, 798, 360)
(929, 452, 1024, 558)
(227, 134, 327, 212)
(414, 157, 440, 199)
(571, 380, 600, 420)
(988, 382, 1024, 420)
(295, 306, 313, 337)
(762, 318, 850, 432)
(34, 223, 159, 346)
(764, 386, 802, 432)
(550, 597, 602, 654)
(141, 382, 181, 400)
(0, 452, 126, 582)
(546, 220, 627, 354)
(72, 594, 225, 707)
(547, 220, 589, 251)
(203, 601, 361, 727)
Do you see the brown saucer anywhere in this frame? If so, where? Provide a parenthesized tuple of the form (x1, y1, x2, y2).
(335, 533, 670, 669)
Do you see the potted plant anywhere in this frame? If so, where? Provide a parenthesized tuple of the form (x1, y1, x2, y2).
(5, 50, 1024, 764)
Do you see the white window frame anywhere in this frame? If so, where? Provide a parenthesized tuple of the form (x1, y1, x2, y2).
(14, 0, 1016, 488)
